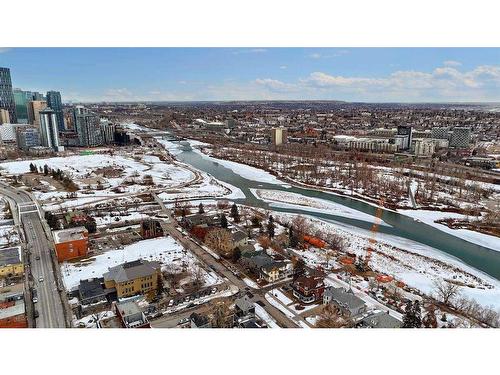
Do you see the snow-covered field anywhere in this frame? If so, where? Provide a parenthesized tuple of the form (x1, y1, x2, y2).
(61, 236, 222, 290)
(251, 188, 390, 226)
(270, 211, 500, 310)
(0, 153, 200, 211)
(186, 143, 290, 186)
(398, 209, 500, 251)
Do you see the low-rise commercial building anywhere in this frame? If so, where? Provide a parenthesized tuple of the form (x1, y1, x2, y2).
(52, 226, 89, 262)
(0, 284, 27, 328)
(0, 247, 23, 278)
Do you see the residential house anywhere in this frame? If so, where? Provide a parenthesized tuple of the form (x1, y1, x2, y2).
(292, 275, 325, 304)
(232, 230, 248, 250)
(260, 261, 292, 283)
(359, 311, 402, 328)
(323, 286, 367, 318)
(78, 278, 107, 305)
(239, 252, 274, 275)
(115, 300, 150, 328)
(103, 259, 161, 299)
(190, 312, 211, 328)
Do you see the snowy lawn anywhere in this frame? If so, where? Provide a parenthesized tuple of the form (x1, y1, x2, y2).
(61, 236, 222, 290)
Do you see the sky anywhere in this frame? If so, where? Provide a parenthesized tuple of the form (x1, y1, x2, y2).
(1, 48, 499, 103)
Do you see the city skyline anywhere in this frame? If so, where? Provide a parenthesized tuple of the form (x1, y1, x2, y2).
(1, 48, 500, 103)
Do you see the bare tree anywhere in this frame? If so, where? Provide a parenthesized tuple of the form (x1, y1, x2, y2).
(205, 228, 234, 257)
(433, 279, 462, 306)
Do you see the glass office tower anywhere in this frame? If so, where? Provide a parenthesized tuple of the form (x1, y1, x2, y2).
(0, 67, 17, 123)
(46, 90, 65, 131)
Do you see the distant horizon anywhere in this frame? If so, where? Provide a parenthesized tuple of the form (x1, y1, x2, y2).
(1, 48, 500, 103)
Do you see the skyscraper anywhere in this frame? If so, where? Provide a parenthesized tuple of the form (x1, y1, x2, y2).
(39, 108, 62, 152)
(27, 100, 47, 125)
(75, 112, 103, 147)
(46, 91, 65, 131)
(13, 89, 29, 123)
(0, 67, 17, 123)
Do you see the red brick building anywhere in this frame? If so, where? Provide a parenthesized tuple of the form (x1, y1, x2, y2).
(292, 275, 325, 304)
(52, 226, 89, 262)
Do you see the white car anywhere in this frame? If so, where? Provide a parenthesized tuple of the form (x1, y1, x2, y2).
(38, 276, 44, 282)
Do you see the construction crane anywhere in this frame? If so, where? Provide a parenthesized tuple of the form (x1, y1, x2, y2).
(364, 197, 385, 270)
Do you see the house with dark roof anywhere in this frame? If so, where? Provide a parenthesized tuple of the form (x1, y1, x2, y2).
(190, 312, 211, 328)
(103, 259, 161, 298)
(78, 278, 107, 305)
(323, 286, 367, 318)
(358, 311, 402, 328)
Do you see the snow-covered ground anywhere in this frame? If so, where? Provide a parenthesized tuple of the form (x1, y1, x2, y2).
(398, 209, 500, 251)
(61, 236, 222, 290)
(251, 188, 390, 226)
(270, 211, 500, 310)
(254, 304, 280, 328)
(0, 153, 196, 210)
(158, 170, 244, 201)
(186, 143, 290, 186)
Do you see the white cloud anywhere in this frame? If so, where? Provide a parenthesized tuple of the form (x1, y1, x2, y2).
(279, 65, 287, 69)
(0, 48, 11, 53)
(443, 60, 462, 67)
(309, 53, 322, 59)
(260, 63, 500, 101)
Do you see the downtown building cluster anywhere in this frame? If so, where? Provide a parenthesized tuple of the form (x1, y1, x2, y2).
(0, 67, 116, 155)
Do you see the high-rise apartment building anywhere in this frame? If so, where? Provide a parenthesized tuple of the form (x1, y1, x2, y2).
(0, 109, 10, 124)
(431, 127, 450, 140)
(27, 100, 47, 126)
(0, 67, 17, 123)
(75, 112, 103, 147)
(396, 125, 413, 150)
(39, 108, 62, 152)
(46, 91, 65, 131)
(271, 127, 287, 146)
(100, 119, 115, 144)
(449, 127, 471, 148)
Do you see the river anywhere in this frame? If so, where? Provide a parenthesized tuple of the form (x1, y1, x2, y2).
(172, 140, 500, 281)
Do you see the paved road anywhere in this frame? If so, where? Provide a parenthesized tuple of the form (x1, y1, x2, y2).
(0, 182, 66, 328)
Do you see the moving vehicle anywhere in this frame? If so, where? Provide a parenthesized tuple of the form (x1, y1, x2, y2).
(38, 276, 44, 282)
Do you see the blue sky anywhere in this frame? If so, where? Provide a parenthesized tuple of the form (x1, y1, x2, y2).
(1, 48, 499, 102)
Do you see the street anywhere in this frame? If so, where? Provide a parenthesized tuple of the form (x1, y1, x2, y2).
(0, 181, 67, 328)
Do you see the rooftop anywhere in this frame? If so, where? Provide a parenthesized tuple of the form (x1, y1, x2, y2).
(0, 247, 21, 266)
(53, 226, 88, 244)
(0, 299, 25, 320)
(104, 259, 160, 283)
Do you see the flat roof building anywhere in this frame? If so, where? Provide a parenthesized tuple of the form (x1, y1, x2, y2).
(52, 226, 89, 262)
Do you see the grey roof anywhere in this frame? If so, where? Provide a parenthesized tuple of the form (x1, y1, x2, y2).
(361, 311, 402, 328)
(103, 259, 160, 283)
(232, 230, 247, 242)
(324, 286, 365, 311)
(235, 295, 254, 313)
(78, 278, 105, 300)
(261, 261, 288, 273)
(0, 247, 21, 266)
(243, 253, 274, 268)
